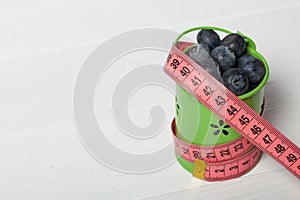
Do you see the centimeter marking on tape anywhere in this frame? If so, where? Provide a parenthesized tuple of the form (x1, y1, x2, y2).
(171, 119, 254, 163)
(164, 41, 300, 180)
(172, 118, 262, 181)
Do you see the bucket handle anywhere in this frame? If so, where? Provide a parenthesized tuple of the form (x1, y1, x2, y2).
(173, 26, 257, 51)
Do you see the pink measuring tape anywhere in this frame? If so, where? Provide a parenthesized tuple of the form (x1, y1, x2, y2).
(172, 119, 262, 181)
(164, 41, 300, 181)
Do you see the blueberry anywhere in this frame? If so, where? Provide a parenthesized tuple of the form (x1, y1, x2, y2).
(185, 44, 211, 63)
(237, 54, 256, 66)
(200, 43, 211, 53)
(222, 68, 249, 95)
(197, 30, 220, 49)
(237, 54, 265, 83)
(248, 82, 259, 92)
(211, 46, 236, 72)
(185, 44, 222, 82)
(187, 43, 211, 54)
(220, 33, 246, 57)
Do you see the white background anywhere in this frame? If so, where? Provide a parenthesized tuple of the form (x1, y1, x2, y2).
(1, 0, 300, 199)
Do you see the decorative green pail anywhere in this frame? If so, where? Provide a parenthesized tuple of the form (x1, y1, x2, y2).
(174, 26, 269, 174)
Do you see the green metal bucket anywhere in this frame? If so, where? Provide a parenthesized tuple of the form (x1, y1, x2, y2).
(174, 26, 269, 174)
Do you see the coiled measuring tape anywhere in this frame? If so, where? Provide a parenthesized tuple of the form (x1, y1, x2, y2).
(172, 119, 262, 181)
(164, 41, 300, 181)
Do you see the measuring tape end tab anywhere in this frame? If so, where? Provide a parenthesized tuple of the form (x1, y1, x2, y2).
(193, 159, 207, 180)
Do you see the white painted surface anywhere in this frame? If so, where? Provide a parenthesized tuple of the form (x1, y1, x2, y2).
(1, 0, 300, 199)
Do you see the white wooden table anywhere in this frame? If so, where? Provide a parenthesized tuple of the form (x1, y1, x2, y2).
(1, 1, 300, 199)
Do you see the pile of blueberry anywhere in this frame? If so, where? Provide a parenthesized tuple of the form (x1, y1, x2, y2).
(185, 29, 265, 96)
